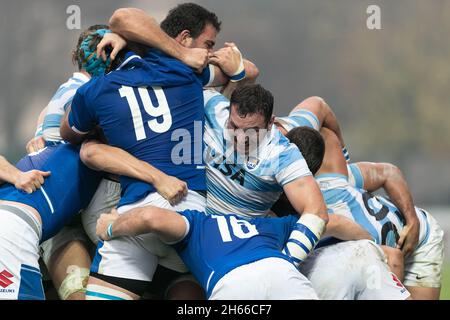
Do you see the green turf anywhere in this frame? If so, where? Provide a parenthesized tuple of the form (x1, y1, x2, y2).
(440, 262, 450, 300)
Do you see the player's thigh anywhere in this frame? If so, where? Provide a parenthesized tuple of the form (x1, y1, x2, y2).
(0, 208, 43, 300)
(41, 225, 91, 270)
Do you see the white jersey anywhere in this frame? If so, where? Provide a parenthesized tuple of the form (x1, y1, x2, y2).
(275, 109, 320, 132)
(41, 72, 90, 143)
(316, 172, 430, 248)
(203, 89, 311, 217)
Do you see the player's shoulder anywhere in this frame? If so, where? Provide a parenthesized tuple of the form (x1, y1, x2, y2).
(203, 88, 228, 104)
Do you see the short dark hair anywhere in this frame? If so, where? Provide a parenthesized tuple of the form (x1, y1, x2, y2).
(230, 84, 274, 125)
(161, 3, 221, 39)
(286, 126, 325, 175)
(72, 24, 109, 70)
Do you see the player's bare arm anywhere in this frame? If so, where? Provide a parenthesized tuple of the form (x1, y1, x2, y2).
(96, 207, 187, 244)
(353, 161, 420, 257)
(323, 214, 373, 241)
(60, 106, 89, 145)
(292, 96, 346, 147)
(100, 8, 208, 71)
(0, 155, 50, 193)
(80, 140, 187, 205)
(283, 175, 329, 224)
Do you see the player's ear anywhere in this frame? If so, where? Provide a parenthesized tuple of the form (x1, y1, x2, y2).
(267, 115, 275, 129)
(178, 30, 193, 47)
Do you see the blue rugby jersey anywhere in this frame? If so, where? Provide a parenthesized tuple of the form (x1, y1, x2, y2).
(68, 50, 213, 207)
(0, 144, 103, 242)
(173, 210, 298, 298)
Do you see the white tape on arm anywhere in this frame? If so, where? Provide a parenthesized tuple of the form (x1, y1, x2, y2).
(282, 213, 326, 268)
(229, 47, 246, 82)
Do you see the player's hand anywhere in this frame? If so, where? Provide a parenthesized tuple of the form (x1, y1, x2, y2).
(153, 173, 188, 206)
(181, 47, 209, 73)
(96, 209, 120, 241)
(96, 32, 127, 61)
(15, 170, 51, 194)
(396, 218, 420, 257)
(209, 42, 243, 77)
(26, 136, 46, 154)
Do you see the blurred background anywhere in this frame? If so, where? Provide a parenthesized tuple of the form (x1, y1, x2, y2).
(0, 0, 449, 298)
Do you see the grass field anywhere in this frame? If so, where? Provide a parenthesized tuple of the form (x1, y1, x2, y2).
(440, 263, 450, 299)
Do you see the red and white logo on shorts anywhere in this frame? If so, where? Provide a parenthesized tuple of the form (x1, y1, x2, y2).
(391, 273, 405, 288)
(0, 270, 14, 288)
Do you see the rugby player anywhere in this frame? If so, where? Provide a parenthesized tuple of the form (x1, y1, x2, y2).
(0, 145, 102, 300)
(288, 126, 443, 300)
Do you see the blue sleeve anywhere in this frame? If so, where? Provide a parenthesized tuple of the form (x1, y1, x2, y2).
(67, 86, 96, 134)
(171, 209, 201, 250)
(197, 64, 214, 87)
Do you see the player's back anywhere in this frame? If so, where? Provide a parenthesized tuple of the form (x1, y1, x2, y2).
(173, 210, 298, 297)
(70, 50, 209, 207)
(316, 174, 429, 248)
(0, 144, 103, 242)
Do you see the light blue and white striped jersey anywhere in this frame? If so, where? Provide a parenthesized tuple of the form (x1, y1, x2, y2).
(316, 173, 430, 249)
(40, 72, 90, 143)
(203, 89, 312, 217)
(275, 109, 320, 132)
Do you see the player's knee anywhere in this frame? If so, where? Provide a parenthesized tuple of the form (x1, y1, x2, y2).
(58, 266, 90, 300)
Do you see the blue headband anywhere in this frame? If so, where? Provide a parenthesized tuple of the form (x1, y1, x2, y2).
(80, 29, 112, 77)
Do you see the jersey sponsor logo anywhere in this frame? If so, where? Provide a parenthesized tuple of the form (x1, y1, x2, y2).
(0, 270, 14, 288)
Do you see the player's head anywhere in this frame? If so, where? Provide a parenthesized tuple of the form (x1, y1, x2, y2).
(72, 24, 112, 77)
(227, 84, 274, 155)
(161, 3, 221, 52)
(286, 126, 325, 175)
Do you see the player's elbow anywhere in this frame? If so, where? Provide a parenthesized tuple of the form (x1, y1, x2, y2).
(243, 60, 260, 83)
(80, 141, 100, 169)
(110, 8, 153, 33)
(110, 8, 136, 32)
(380, 162, 403, 181)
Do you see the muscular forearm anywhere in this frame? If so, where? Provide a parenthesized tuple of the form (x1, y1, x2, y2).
(323, 214, 372, 241)
(112, 208, 151, 237)
(109, 8, 187, 62)
(321, 103, 345, 147)
(383, 166, 418, 224)
(81, 141, 161, 185)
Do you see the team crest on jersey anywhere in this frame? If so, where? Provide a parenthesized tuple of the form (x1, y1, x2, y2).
(246, 156, 260, 170)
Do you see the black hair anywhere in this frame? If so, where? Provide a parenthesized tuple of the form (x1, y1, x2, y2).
(161, 3, 221, 39)
(230, 84, 274, 125)
(286, 126, 325, 175)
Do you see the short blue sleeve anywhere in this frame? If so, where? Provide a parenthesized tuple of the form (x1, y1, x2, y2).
(67, 85, 97, 134)
(172, 209, 204, 250)
(197, 64, 214, 87)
